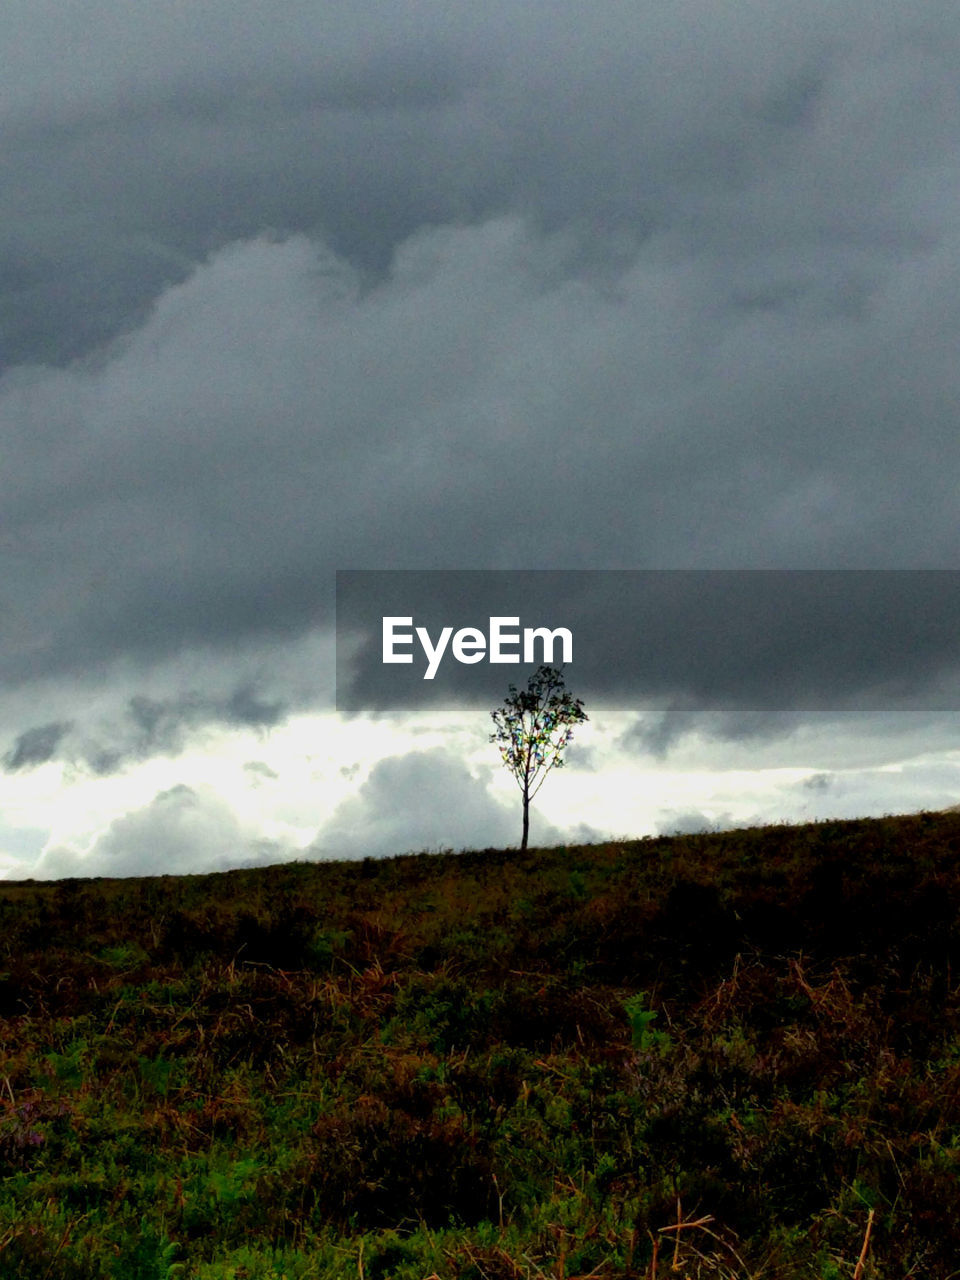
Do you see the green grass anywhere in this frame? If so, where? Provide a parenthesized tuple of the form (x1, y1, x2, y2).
(1, 811, 960, 1275)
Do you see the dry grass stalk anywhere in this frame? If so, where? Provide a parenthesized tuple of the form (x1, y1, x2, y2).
(851, 1208, 875, 1280)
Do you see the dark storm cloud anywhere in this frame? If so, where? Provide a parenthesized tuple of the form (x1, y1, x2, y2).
(5, 0, 959, 365)
(4, 0, 960, 752)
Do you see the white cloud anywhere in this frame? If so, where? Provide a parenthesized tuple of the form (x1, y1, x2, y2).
(35, 783, 283, 880)
(308, 747, 580, 860)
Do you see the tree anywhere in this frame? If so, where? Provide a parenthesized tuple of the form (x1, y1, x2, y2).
(490, 665, 587, 852)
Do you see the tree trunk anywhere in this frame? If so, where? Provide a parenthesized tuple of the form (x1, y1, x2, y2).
(521, 791, 530, 852)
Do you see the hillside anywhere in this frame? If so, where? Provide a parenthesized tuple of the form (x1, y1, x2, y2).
(2, 811, 960, 1277)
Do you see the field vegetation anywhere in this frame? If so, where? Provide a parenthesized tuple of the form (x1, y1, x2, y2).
(2, 810, 960, 1277)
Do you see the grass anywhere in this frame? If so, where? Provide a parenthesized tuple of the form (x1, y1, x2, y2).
(1, 810, 960, 1275)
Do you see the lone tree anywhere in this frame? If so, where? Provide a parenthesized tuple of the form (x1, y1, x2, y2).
(490, 664, 587, 852)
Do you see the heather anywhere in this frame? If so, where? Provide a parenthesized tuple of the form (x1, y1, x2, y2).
(2, 810, 960, 1277)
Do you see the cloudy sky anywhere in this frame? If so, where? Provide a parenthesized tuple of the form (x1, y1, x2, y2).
(4, 0, 960, 878)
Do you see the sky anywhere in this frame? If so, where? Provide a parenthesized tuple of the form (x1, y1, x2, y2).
(4, 0, 960, 878)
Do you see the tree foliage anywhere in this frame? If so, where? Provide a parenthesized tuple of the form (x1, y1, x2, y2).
(490, 664, 587, 851)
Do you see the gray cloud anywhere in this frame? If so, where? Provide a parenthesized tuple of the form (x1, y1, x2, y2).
(619, 706, 804, 758)
(2, 721, 73, 771)
(1, 686, 285, 776)
(308, 748, 593, 859)
(35, 783, 285, 880)
(654, 809, 734, 837)
(790, 757, 960, 822)
(801, 771, 833, 793)
(619, 708, 706, 760)
(84, 688, 283, 771)
(2, 0, 958, 369)
(1, 208, 958, 706)
(3, 1, 960, 764)
(124, 687, 284, 753)
(2, 1, 956, 362)
(243, 760, 279, 782)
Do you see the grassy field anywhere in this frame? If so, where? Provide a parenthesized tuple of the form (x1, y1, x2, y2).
(2, 810, 960, 1277)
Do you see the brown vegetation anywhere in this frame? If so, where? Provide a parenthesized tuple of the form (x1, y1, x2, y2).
(1, 810, 959, 1276)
